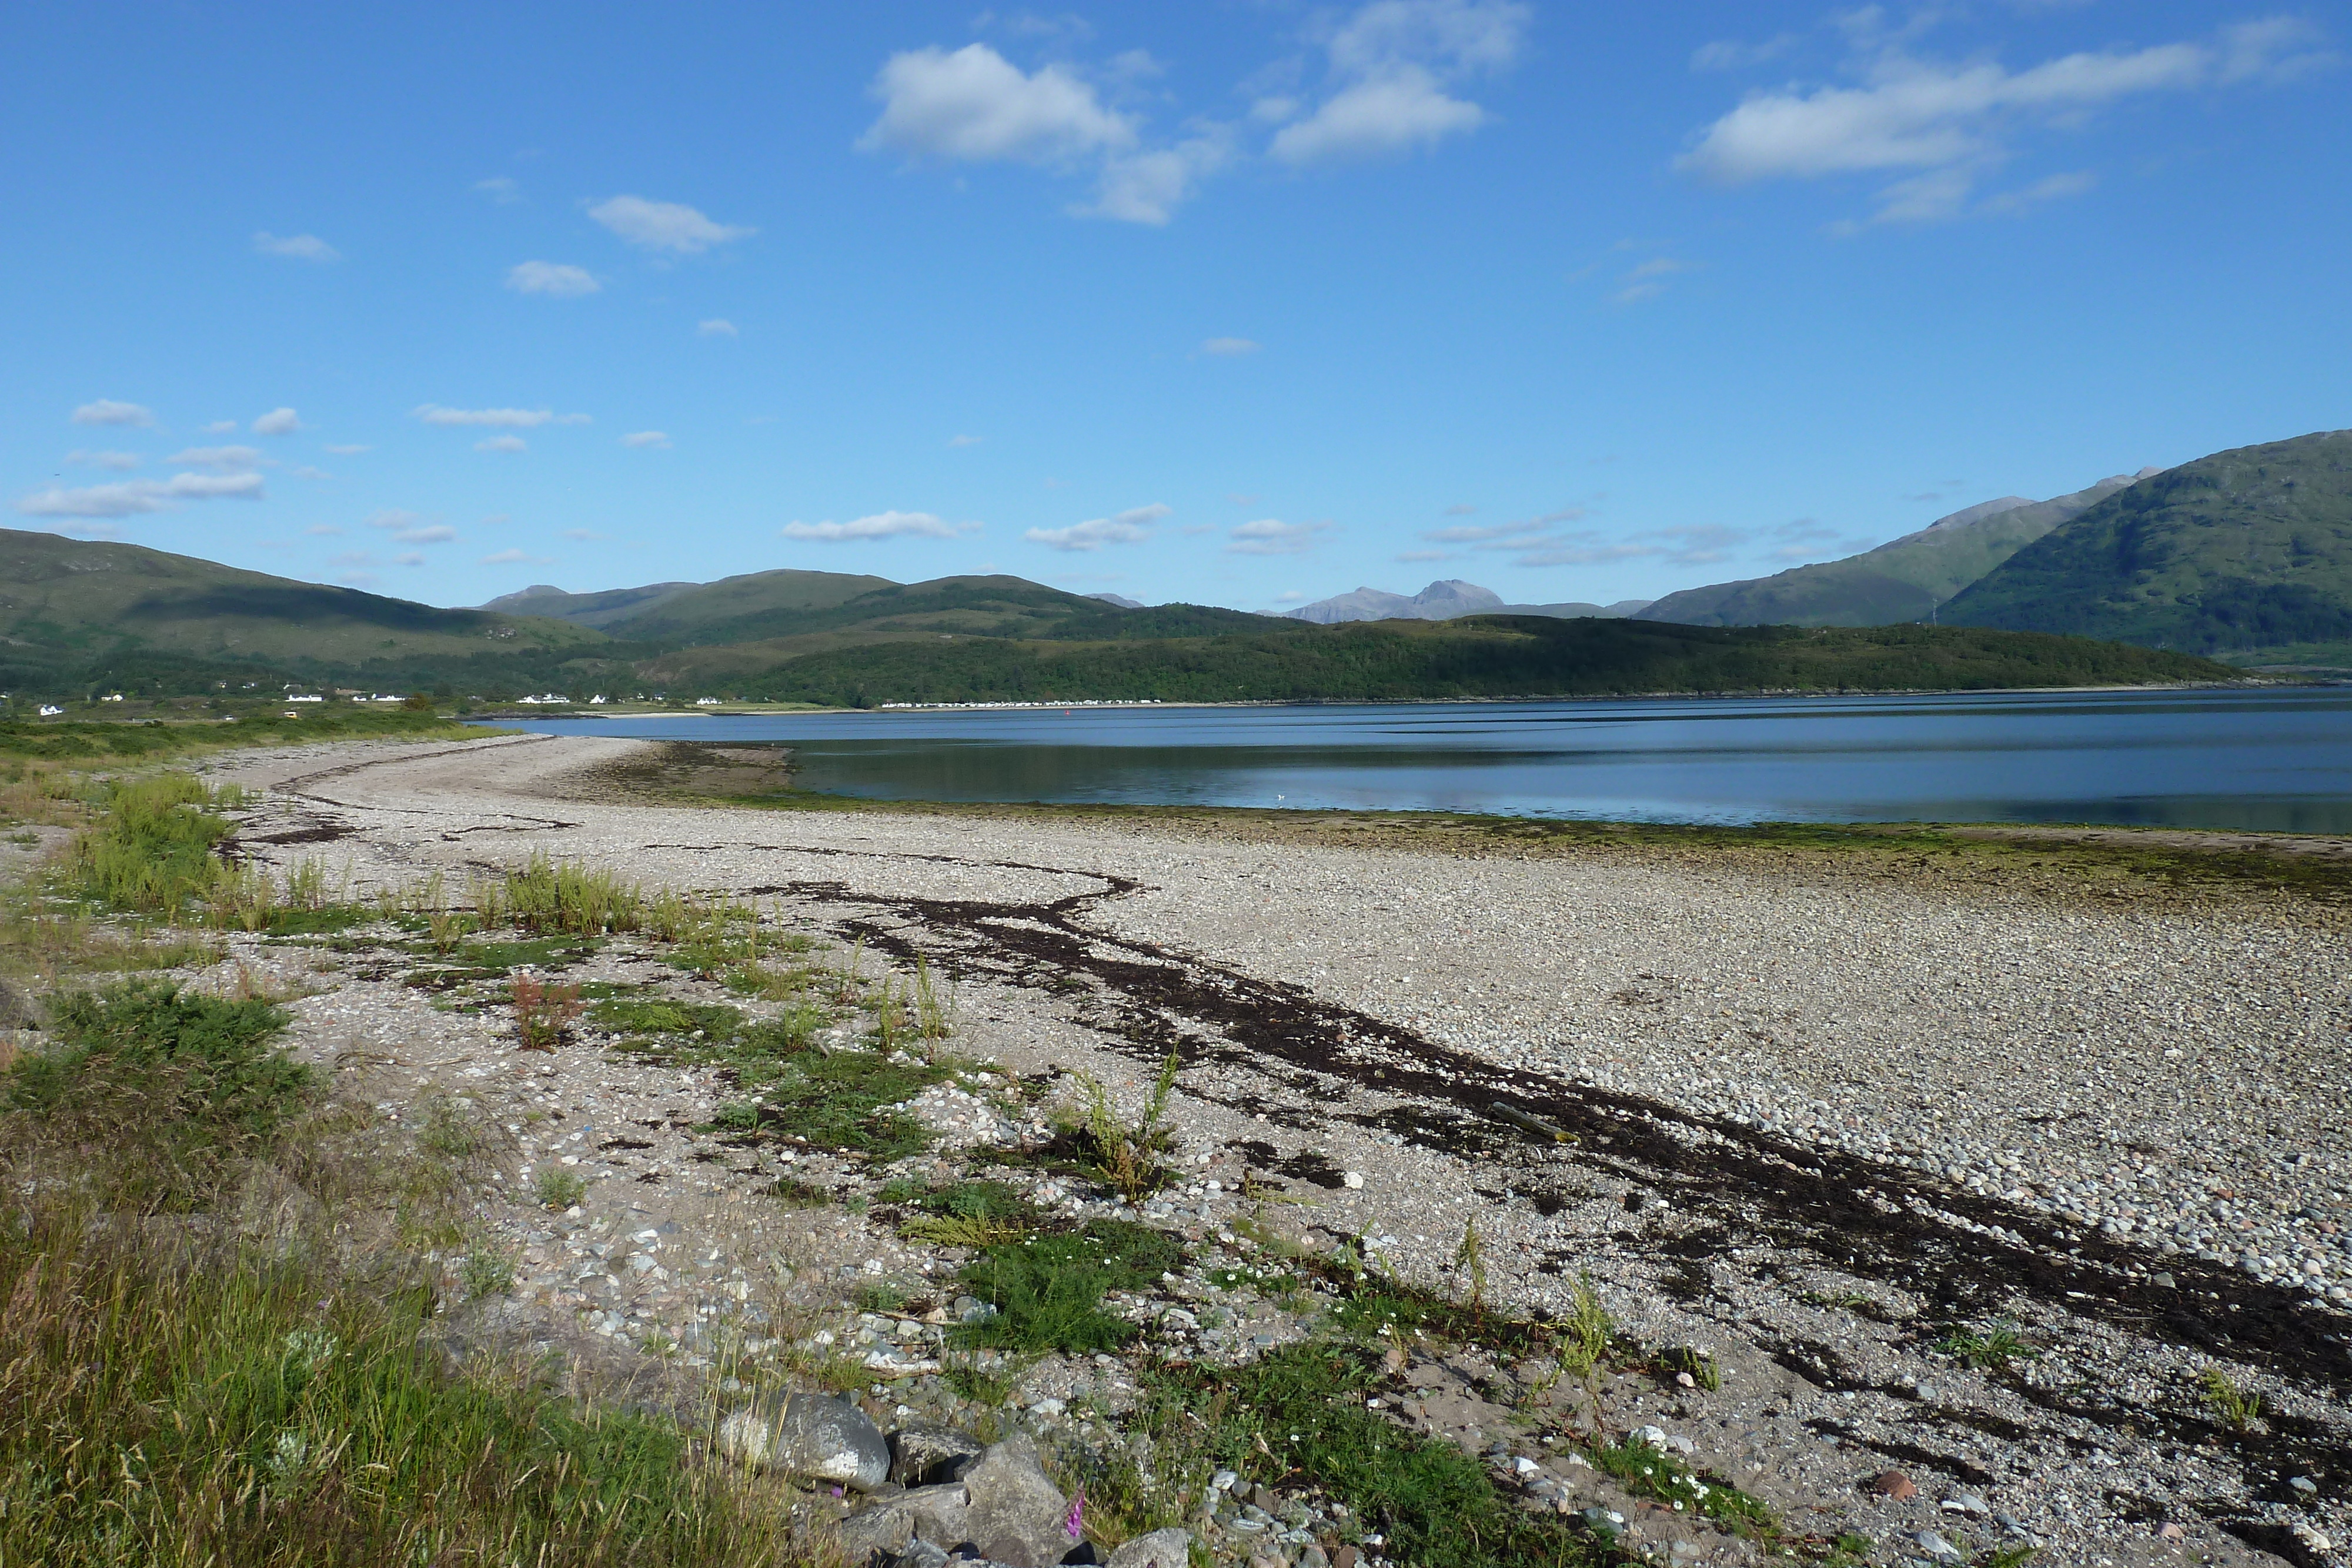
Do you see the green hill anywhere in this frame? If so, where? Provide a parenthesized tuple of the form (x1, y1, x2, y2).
(1637, 472, 2154, 627)
(479, 580, 705, 630)
(1943, 430, 2352, 653)
(700, 616, 2237, 707)
(0, 527, 608, 693)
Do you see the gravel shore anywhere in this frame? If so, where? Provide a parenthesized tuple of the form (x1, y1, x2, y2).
(188, 731, 2350, 1567)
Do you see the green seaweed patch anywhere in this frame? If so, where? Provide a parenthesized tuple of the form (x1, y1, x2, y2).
(711, 1046, 951, 1162)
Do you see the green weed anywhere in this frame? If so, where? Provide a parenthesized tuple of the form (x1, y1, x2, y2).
(534, 1168, 589, 1211)
(2199, 1366, 2263, 1429)
(460, 1246, 517, 1299)
(954, 1220, 1185, 1355)
(1935, 1322, 2037, 1373)
(1585, 1433, 1775, 1536)
(1067, 1048, 1181, 1205)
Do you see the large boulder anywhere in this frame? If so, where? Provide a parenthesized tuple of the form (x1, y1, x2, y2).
(961, 1432, 1077, 1567)
(716, 1391, 889, 1490)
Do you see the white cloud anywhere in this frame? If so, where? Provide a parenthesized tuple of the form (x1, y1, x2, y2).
(781, 510, 977, 542)
(620, 430, 671, 449)
(1442, 502, 1475, 514)
(587, 195, 754, 254)
(290, 466, 332, 480)
(323, 443, 371, 455)
(698, 318, 739, 337)
(307, 524, 344, 536)
(1083, 135, 1234, 224)
(1681, 20, 2334, 225)
(367, 514, 456, 544)
(860, 44, 1135, 164)
(476, 434, 527, 454)
(14, 470, 265, 519)
(71, 399, 155, 427)
(475, 176, 522, 203)
(253, 231, 340, 262)
(1270, 0, 1529, 166)
(505, 261, 600, 297)
(1227, 517, 1329, 555)
(67, 449, 141, 471)
(252, 407, 303, 435)
(1025, 502, 1170, 551)
(413, 405, 589, 428)
(201, 420, 238, 434)
(168, 445, 265, 470)
(947, 433, 983, 447)
(1394, 549, 1452, 562)
(480, 547, 552, 566)
(1201, 336, 1261, 356)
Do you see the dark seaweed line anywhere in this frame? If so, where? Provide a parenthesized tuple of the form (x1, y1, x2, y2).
(752, 870, 2351, 1413)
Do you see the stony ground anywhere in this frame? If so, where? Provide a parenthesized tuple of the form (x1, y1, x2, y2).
(157, 731, 2352, 1568)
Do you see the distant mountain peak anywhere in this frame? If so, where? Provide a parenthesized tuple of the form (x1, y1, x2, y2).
(1086, 592, 1144, 609)
(1281, 579, 1504, 624)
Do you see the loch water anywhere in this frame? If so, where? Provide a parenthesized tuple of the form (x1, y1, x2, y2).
(486, 686, 2352, 834)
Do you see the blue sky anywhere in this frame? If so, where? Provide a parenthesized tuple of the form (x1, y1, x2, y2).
(4, 2, 2346, 614)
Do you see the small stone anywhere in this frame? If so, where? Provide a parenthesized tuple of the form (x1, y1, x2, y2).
(1869, 1470, 1919, 1500)
(2157, 1522, 2187, 1541)
(887, 1420, 986, 1487)
(1941, 1490, 1992, 1517)
(2153, 1272, 2177, 1288)
(1912, 1529, 1963, 1562)
(1330, 1549, 1362, 1568)
(1342, 1171, 1365, 1189)
(2290, 1475, 2318, 1495)
(1108, 1529, 1196, 1568)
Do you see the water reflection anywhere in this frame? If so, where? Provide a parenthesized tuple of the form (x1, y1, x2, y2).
(483, 686, 2352, 833)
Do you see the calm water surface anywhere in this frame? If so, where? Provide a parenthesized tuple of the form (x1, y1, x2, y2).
(486, 687, 2352, 833)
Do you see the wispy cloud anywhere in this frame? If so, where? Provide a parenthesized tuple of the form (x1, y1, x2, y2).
(1681, 16, 2337, 227)
(475, 435, 527, 454)
(475, 176, 522, 203)
(562, 528, 609, 541)
(167, 445, 265, 470)
(947, 433, 984, 447)
(480, 547, 553, 566)
(781, 510, 978, 542)
(587, 195, 754, 254)
(366, 511, 456, 544)
(253, 231, 340, 262)
(1267, 0, 1529, 166)
(697, 318, 739, 337)
(413, 405, 590, 428)
(66, 449, 141, 471)
(1227, 517, 1330, 555)
(860, 44, 1135, 165)
(619, 430, 670, 449)
(252, 407, 302, 436)
(71, 399, 154, 427)
(323, 443, 371, 456)
(1200, 336, 1261, 356)
(1025, 503, 1170, 551)
(15, 471, 265, 519)
(505, 260, 600, 296)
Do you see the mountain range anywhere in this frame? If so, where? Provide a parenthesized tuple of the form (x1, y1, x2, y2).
(1279, 579, 1652, 624)
(3, 425, 2343, 704)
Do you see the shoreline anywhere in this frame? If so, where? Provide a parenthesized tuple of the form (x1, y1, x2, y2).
(82, 732, 2352, 1562)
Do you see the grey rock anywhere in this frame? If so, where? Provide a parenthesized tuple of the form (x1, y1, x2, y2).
(960, 1431, 1074, 1567)
(1911, 1530, 1963, 1562)
(898, 1482, 974, 1549)
(1940, 1490, 1992, 1517)
(716, 1391, 889, 1489)
(839, 1500, 915, 1562)
(890, 1420, 987, 1486)
(1107, 1527, 1193, 1568)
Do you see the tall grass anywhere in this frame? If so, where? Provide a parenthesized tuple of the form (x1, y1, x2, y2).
(65, 774, 236, 919)
(0, 968, 820, 1566)
(497, 851, 646, 937)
